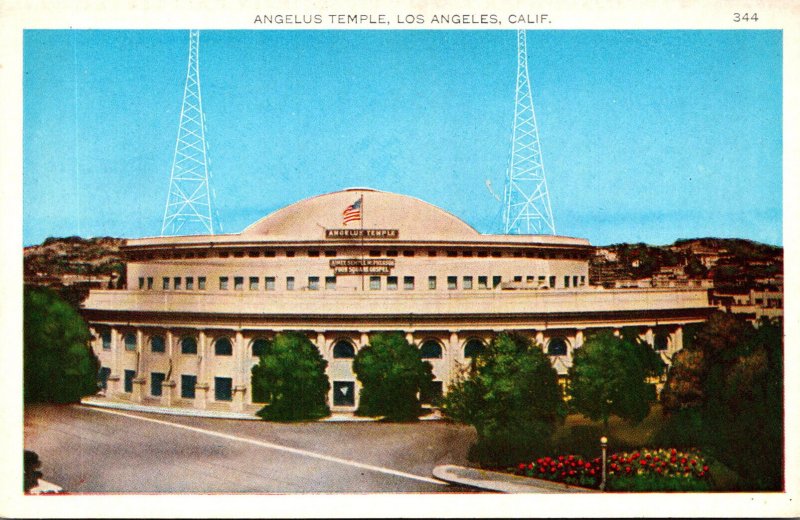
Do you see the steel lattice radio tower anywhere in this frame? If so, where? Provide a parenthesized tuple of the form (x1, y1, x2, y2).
(161, 30, 219, 236)
(502, 30, 556, 235)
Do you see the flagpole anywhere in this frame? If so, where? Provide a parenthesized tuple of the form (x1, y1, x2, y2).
(360, 194, 365, 292)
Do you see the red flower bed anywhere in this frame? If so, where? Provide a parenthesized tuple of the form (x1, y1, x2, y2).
(511, 448, 710, 490)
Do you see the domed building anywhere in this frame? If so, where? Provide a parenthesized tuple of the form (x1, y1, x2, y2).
(83, 188, 712, 413)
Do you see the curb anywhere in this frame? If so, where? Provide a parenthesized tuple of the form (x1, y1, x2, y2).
(80, 397, 443, 423)
(433, 465, 599, 494)
(80, 397, 261, 420)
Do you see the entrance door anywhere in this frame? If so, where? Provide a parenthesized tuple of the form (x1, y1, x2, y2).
(333, 381, 355, 407)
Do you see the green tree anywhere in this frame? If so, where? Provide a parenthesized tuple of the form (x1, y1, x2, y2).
(443, 333, 564, 466)
(251, 332, 330, 421)
(567, 331, 655, 431)
(353, 332, 434, 421)
(24, 286, 99, 403)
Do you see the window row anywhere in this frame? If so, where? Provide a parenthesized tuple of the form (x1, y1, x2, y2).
(138, 273, 589, 292)
(129, 248, 588, 261)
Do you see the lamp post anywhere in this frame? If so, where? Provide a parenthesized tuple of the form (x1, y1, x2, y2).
(600, 436, 608, 491)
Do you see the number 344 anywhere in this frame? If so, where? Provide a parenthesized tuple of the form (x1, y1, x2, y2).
(733, 12, 758, 22)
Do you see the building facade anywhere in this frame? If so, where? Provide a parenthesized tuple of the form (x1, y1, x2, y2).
(82, 189, 713, 412)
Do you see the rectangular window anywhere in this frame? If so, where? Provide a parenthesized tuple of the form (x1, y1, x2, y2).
(249, 276, 259, 290)
(151, 372, 165, 397)
(404, 276, 415, 290)
(493, 275, 502, 288)
(138, 277, 144, 290)
(491, 251, 502, 258)
(463, 276, 473, 289)
(233, 251, 244, 258)
(447, 276, 457, 290)
(186, 276, 194, 290)
(325, 250, 337, 257)
(549, 276, 556, 288)
(386, 250, 398, 257)
(162, 277, 170, 290)
(526, 275, 535, 284)
(308, 276, 320, 290)
(573, 275, 579, 287)
(219, 276, 229, 290)
(370, 276, 381, 290)
(326, 276, 336, 290)
(538, 275, 546, 286)
(234, 277, 244, 290)
(101, 330, 111, 350)
(580, 276, 586, 285)
(124, 369, 135, 393)
(387, 276, 398, 290)
(462, 251, 472, 257)
(181, 374, 197, 399)
(147, 277, 153, 290)
(369, 250, 381, 257)
(265, 277, 276, 290)
(513, 276, 523, 283)
(428, 276, 437, 290)
(428, 250, 437, 257)
(173, 277, 181, 290)
(287, 276, 295, 290)
(286, 250, 295, 257)
(198, 276, 206, 290)
(478, 276, 488, 289)
(564, 276, 570, 288)
(215, 377, 233, 401)
(264, 250, 276, 257)
(403, 250, 415, 257)
(446, 250, 458, 257)
(307, 250, 320, 257)
(248, 250, 260, 258)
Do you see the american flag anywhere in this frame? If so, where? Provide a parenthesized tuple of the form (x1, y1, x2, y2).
(342, 198, 362, 225)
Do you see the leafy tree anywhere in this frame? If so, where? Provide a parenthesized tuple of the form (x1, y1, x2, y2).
(658, 313, 783, 490)
(443, 333, 564, 466)
(353, 332, 434, 421)
(251, 332, 330, 421)
(567, 331, 656, 431)
(24, 286, 99, 403)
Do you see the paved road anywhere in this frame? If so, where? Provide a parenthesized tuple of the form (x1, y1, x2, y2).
(24, 404, 480, 493)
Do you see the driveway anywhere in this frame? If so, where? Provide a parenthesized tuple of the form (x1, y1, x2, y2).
(24, 403, 479, 493)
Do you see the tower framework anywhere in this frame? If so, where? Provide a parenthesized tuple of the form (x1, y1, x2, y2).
(502, 30, 556, 235)
(161, 30, 218, 236)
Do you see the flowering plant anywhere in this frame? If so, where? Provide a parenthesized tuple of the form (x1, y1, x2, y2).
(511, 448, 710, 491)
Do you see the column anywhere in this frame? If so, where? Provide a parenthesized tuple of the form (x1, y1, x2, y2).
(232, 331, 246, 412)
(160, 330, 176, 406)
(194, 330, 209, 409)
(448, 331, 460, 381)
(575, 329, 585, 349)
(405, 331, 414, 346)
(360, 331, 369, 348)
(535, 330, 545, 350)
(131, 329, 146, 403)
(672, 326, 683, 353)
(645, 327, 654, 346)
(107, 327, 121, 396)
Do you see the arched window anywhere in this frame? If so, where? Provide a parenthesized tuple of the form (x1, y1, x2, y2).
(654, 332, 669, 351)
(464, 339, 484, 358)
(124, 333, 137, 351)
(215, 338, 233, 356)
(151, 335, 165, 353)
(333, 340, 355, 359)
(181, 337, 197, 355)
(548, 338, 568, 356)
(101, 330, 111, 350)
(252, 338, 269, 357)
(419, 340, 443, 359)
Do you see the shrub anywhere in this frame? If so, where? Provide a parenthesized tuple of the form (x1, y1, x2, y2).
(443, 332, 564, 466)
(24, 286, 99, 403)
(353, 332, 434, 421)
(251, 332, 330, 421)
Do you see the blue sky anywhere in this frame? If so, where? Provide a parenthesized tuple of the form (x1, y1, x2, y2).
(23, 30, 782, 246)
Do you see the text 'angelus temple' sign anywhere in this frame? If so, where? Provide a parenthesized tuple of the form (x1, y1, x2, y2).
(330, 258, 395, 275)
(325, 229, 399, 239)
